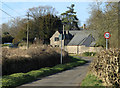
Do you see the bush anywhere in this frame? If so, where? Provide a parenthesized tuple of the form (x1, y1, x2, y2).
(2, 44, 70, 75)
(2, 34, 14, 44)
(90, 49, 120, 87)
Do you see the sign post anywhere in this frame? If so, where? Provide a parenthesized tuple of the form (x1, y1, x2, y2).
(104, 32, 111, 50)
(59, 34, 62, 64)
(106, 38, 108, 50)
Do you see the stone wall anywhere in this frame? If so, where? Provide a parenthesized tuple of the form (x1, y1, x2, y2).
(65, 45, 103, 54)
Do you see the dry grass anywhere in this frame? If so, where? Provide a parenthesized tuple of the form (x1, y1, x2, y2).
(2, 44, 67, 58)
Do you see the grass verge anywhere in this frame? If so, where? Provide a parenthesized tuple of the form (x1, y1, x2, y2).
(2, 56, 87, 88)
(82, 52, 96, 56)
(81, 74, 103, 87)
(69, 52, 96, 57)
(2, 44, 10, 47)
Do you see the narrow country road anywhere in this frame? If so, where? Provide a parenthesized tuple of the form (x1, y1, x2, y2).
(18, 56, 94, 87)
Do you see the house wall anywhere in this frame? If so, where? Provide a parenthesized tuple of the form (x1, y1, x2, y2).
(50, 31, 60, 47)
(50, 31, 64, 49)
(65, 45, 103, 54)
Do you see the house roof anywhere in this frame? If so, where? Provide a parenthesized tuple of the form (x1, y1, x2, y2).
(67, 30, 97, 46)
(67, 33, 90, 46)
(56, 29, 97, 46)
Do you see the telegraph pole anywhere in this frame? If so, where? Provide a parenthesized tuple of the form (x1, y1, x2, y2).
(27, 12, 29, 49)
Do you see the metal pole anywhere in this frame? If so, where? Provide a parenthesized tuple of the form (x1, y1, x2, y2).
(61, 34, 62, 64)
(106, 39, 108, 50)
(27, 12, 29, 49)
(63, 24, 64, 49)
(63, 24, 64, 35)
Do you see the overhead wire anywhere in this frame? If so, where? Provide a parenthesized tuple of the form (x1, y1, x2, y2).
(0, 8, 28, 31)
(0, 8, 15, 19)
(0, 8, 42, 34)
(0, 2, 86, 31)
(1, 1, 85, 27)
(0, 1, 41, 29)
(0, 1, 24, 16)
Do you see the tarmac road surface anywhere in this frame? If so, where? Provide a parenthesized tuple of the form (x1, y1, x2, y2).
(17, 56, 94, 88)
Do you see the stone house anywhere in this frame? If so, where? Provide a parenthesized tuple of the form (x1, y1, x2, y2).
(50, 29, 102, 54)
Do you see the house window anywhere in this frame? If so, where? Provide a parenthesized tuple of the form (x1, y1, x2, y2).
(55, 37, 59, 41)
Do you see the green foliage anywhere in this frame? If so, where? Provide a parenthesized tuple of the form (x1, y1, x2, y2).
(2, 73, 35, 87)
(83, 52, 96, 56)
(81, 74, 103, 86)
(2, 44, 10, 47)
(61, 4, 80, 30)
(94, 33, 106, 47)
(2, 56, 87, 87)
(3, 32, 9, 35)
(27, 6, 62, 44)
(1, 6, 62, 44)
(2, 32, 14, 44)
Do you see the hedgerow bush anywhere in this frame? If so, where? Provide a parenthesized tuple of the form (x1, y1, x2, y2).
(90, 49, 120, 87)
(2, 44, 70, 75)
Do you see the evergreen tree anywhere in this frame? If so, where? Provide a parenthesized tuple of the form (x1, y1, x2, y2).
(61, 4, 80, 30)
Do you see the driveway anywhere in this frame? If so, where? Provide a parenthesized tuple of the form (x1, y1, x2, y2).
(17, 56, 94, 87)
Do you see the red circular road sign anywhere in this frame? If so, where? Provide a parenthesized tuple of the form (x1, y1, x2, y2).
(104, 32, 111, 39)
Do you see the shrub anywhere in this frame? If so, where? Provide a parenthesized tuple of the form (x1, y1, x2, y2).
(2, 35, 14, 44)
(2, 44, 70, 75)
(89, 49, 120, 87)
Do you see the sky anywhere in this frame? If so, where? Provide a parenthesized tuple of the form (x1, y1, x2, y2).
(0, 1, 93, 26)
(0, 0, 119, 25)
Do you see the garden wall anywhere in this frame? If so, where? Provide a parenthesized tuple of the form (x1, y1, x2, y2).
(65, 45, 103, 54)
